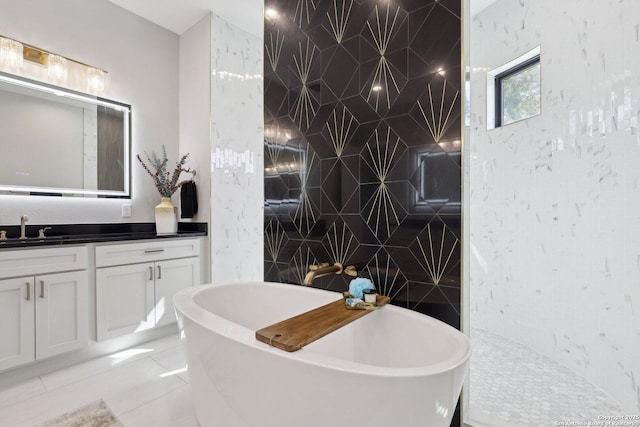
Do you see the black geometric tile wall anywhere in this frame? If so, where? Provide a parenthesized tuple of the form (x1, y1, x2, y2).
(263, 0, 461, 331)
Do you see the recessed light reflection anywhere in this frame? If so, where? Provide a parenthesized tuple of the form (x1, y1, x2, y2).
(372, 85, 383, 92)
(109, 348, 154, 365)
(435, 401, 449, 418)
(265, 8, 280, 20)
(160, 366, 188, 378)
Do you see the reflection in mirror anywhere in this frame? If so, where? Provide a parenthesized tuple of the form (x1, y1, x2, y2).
(0, 71, 131, 197)
(264, 143, 304, 206)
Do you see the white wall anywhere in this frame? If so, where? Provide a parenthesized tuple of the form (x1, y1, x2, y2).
(210, 13, 264, 283)
(179, 14, 211, 225)
(0, 0, 179, 225)
(179, 14, 212, 283)
(469, 0, 640, 412)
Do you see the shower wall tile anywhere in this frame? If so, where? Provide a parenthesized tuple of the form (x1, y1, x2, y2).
(211, 14, 264, 282)
(469, 0, 640, 412)
(263, 0, 462, 335)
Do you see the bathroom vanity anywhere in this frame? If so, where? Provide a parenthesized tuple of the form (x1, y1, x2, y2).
(95, 238, 200, 341)
(0, 246, 88, 371)
(0, 223, 206, 373)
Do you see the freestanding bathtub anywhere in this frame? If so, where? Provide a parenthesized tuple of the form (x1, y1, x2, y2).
(174, 282, 471, 427)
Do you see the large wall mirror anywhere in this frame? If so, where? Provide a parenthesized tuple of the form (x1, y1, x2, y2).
(0, 71, 131, 197)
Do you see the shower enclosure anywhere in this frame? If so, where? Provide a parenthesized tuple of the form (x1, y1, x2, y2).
(464, 0, 640, 424)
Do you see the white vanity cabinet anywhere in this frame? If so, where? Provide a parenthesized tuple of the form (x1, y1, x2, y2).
(0, 247, 88, 371)
(95, 238, 200, 341)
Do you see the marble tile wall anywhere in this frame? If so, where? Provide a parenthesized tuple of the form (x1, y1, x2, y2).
(211, 14, 265, 283)
(469, 0, 640, 413)
(263, 0, 462, 333)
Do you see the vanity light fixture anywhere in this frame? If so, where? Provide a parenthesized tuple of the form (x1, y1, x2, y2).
(87, 67, 106, 94)
(47, 54, 67, 84)
(0, 37, 23, 71)
(0, 34, 108, 94)
(264, 124, 291, 145)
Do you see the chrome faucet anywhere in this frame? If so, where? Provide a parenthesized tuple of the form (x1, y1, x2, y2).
(19, 215, 28, 239)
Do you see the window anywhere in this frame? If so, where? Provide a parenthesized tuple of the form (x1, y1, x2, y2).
(487, 46, 541, 129)
(495, 56, 540, 127)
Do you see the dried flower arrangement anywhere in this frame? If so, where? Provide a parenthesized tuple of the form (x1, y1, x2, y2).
(137, 145, 191, 198)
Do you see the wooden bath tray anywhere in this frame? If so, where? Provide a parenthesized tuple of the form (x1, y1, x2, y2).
(255, 295, 390, 352)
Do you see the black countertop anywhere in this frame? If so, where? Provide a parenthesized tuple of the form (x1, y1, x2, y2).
(0, 222, 207, 249)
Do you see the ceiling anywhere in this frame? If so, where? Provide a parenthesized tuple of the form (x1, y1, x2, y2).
(107, 0, 263, 36)
(107, 0, 495, 37)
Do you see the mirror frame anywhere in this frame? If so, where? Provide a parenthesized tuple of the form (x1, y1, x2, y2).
(0, 71, 131, 198)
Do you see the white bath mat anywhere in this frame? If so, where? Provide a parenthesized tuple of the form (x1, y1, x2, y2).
(35, 399, 123, 427)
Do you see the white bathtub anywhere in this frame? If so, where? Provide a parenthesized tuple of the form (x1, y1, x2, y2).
(174, 282, 471, 427)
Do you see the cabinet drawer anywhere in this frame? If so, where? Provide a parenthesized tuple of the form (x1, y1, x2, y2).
(95, 238, 200, 267)
(0, 246, 88, 279)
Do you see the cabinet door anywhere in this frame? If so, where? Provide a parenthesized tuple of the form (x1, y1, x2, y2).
(0, 277, 35, 371)
(35, 271, 88, 360)
(96, 262, 155, 341)
(155, 257, 200, 327)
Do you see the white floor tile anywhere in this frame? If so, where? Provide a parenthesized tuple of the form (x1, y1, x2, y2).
(0, 335, 195, 427)
(40, 333, 183, 391)
(138, 333, 183, 352)
(150, 345, 190, 383)
(0, 377, 46, 410)
(0, 356, 181, 426)
(39, 352, 132, 392)
(105, 362, 187, 416)
(118, 384, 199, 427)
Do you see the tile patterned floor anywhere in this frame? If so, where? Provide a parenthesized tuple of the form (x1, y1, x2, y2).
(0, 334, 199, 427)
(469, 328, 626, 426)
(3, 328, 628, 427)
